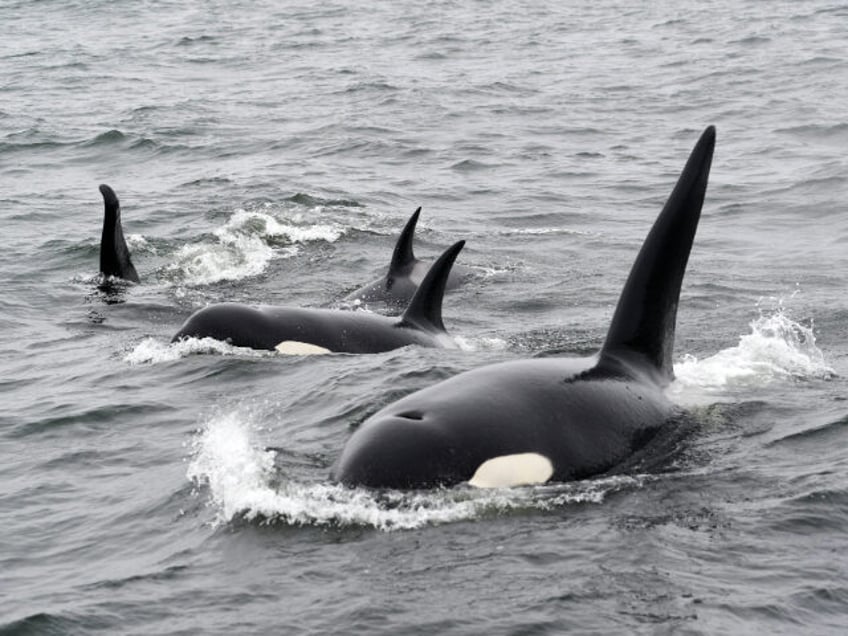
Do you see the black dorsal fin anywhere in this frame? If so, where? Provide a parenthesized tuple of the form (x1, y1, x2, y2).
(399, 240, 465, 333)
(99, 184, 140, 283)
(388, 207, 421, 276)
(600, 126, 715, 383)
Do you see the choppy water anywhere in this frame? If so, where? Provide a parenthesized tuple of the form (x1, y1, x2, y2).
(3, 1, 848, 634)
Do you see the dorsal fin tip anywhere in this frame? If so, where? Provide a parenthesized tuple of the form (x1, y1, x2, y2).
(600, 126, 716, 382)
(399, 240, 465, 333)
(388, 206, 421, 275)
(99, 184, 119, 214)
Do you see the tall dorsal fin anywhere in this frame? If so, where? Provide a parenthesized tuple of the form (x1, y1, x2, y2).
(388, 207, 421, 276)
(99, 184, 140, 283)
(600, 126, 715, 383)
(399, 240, 465, 333)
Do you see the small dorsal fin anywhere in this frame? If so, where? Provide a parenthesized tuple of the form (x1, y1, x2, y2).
(99, 184, 140, 283)
(399, 240, 465, 333)
(388, 207, 421, 276)
(600, 126, 715, 383)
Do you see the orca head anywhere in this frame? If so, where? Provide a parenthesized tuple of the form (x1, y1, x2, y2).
(331, 412, 468, 489)
(331, 401, 557, 490)
(333, 356, 599, 490)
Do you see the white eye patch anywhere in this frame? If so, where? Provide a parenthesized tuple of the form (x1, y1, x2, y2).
(275, 341, 331, 355)
(468, 453, 554, 488)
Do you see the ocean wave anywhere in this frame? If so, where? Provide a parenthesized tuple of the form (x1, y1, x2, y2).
(0, 612, 98, 636)
(286, 192, 364, 208)
(766, 414, 848, 447)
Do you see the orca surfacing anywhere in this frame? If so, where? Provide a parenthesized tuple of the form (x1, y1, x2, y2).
(172, 241, 466, 354)
(344, 207, 471, 311)
(332, 126, 716, 489)
(99, 184, 140, 284)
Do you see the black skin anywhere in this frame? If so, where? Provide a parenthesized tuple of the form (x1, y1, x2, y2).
(173, 241, 466, 354)
(171, 303, 452, 353)
(344, 207, 471, 313)
(332, 126, 716, 489)
(99, 184, 139, 283)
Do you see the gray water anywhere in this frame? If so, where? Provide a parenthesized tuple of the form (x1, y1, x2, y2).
(2, 1, 848, 634)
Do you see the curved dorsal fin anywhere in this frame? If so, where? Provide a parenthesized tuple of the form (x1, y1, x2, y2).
(99, 184, 140, 283)
(600, 126, 715, 383)
(388, 207, 421, 275)
(399, 240, 465, 333)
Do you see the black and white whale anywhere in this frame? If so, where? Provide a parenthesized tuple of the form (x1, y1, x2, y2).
(172, 241, 466, 354)
(331, 126, 716, 489)
(344, 207, 471, 311)
(99, 184, 140, 283)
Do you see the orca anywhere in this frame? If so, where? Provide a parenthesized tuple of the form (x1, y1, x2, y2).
(331, 126, 716, 489)
(344, 207, 471, 311)
(99, 184, 140, 283)
(172, 241, 466, 353)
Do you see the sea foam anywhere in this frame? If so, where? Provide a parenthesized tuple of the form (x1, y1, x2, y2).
(672, 310, 833, 402)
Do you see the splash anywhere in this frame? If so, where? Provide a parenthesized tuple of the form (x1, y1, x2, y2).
(186, 408, 646, 531)
(672, 311, 833, 396)
(124, 234, 153, 253)
(453, 335, 508, 352)
(170, 233, 281, 285)
(124, 336, 273, 365)
(474, 262, 524, 278)
(169, 207, 344, 286)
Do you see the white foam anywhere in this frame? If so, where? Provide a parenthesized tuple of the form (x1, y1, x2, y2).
(453, 335, 508, 352)
(124, 233, 153, 252)
(171, 234, 280, 285)
(224, 208, 344, 244)
(473, 262, 524, 278)
(187, 410, 278, 522)
(124, 336, 272, 365)
(169, 208, 344, 286)
(186, 408, 645, 531)
(671, 312, 833, 400)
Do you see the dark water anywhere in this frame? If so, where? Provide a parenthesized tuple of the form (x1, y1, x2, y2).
(3, 1, 848, 634)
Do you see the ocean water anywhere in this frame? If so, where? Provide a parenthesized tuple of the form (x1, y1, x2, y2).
(2, 1, 848, 634)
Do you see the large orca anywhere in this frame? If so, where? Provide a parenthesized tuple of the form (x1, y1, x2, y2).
(331, 126, 716, 489)
(172, 241, 466, 353)
(344, 207, 471, 311)
(99, 184, 140, 283)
